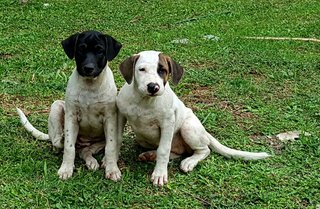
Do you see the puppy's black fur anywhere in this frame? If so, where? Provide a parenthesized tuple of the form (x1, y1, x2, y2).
(61, 30, 122, 77)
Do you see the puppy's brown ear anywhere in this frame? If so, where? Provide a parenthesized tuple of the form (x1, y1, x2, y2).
(119, 55, 140, 84)
(165, 56, 184, 85)
(105, 35, 122, 61)
(61, 33, 79, 59)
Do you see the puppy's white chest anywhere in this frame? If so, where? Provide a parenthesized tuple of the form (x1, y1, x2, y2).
(71, 90, 110, 119)
(119, 101, 163, 144)
(65, 82, 116, 139)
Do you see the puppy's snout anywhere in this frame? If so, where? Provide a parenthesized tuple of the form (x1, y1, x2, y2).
(83, 64, 95, 74)
(147, 83, 160, 94)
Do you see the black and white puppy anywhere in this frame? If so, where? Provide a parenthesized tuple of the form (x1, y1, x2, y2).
(17, 31, 123, 181)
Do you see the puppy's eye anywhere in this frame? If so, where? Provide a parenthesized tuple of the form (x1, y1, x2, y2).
(96, 46, 104, 54)
(139, 68, 145, 72)
(157, 68, 166, 75)
(78, 44, 87, 51)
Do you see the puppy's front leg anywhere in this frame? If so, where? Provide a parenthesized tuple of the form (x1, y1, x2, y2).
(58, 107, 79, 180)
(103, 110, 121, 182)
(151, 116, 175, 186)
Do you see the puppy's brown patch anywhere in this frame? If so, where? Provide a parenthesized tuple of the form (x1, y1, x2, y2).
(158, 54, 170, 85)
(119, 55, 140, 84)
(171, 132, 193, 155)
(158, 53, 184, 85)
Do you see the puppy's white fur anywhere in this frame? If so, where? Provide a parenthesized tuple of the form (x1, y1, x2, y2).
(17, 65, 121, 181)
(117, 51, 270, 186)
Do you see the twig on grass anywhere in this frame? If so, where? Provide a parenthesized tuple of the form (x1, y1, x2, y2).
(243, 36, 320, 43)
(175, 13, 213, 25)
(178, 189, 211, 207)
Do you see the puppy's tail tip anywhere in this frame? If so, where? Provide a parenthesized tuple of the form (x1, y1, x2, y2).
(208, 134, 271, 161)
(16, 107, 49, 141)
(239, 152, 271, 160)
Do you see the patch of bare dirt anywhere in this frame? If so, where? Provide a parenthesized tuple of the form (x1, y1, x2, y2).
(273, 81, 293, 99)
(247, 68, 266, 83)
(250, 134, 284, 154)
(219, 100, 257, 121)
(0, 53, 14, 59)
(181, 85, 217, 111)
(0, 93, 57, 116)
(181, 84, 257, 122)
(245, 69, 293, 99)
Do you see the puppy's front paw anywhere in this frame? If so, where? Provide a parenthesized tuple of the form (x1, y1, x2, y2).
(151, 168, 168, 186)
(105, 164, 121, 182)
(86, 157, 100, 171)
(58, 163, 74, 180)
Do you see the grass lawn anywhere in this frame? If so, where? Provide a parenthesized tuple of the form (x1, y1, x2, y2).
(1, 0, 319, 208)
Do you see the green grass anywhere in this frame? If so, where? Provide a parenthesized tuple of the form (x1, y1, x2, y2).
(1, 0, 320, 208)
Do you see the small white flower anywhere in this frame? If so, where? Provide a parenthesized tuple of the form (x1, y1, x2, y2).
(171, 38, 189, 44)
(203, 34, 220, 41)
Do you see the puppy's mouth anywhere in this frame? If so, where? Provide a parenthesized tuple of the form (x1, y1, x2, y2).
(78, 68, 101, 78)
(84, 72, 99, 77)
(81, 72, 99, 78)
(148, 92, 161, 97)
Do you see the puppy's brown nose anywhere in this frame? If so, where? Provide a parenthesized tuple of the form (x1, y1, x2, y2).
(147, 83, 160, 94)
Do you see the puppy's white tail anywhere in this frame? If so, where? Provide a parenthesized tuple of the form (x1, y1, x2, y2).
(207, 133, 270, 160)
(16, 108, 49, 140)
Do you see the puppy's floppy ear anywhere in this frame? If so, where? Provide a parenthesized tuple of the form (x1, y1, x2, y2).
(105, 35, 122, 61)
(119, 55, 140, 84)
(165, 55, 184, 85)
(61, 33, 79, 59)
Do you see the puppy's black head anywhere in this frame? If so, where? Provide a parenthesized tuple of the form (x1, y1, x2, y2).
(61, 30, 122, 77)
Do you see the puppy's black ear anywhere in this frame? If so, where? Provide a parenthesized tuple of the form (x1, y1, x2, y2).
(105, 35, 122, 61)
(61, 33, 79, 59)
(166, 56, 184, 85)
(119, 55, 140, 84)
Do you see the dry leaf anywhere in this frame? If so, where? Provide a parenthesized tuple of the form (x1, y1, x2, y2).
(275, 131, 311, 142)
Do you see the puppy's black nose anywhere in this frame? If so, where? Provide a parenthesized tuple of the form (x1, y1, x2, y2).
(83, 64, 95, 74)
(147, 83, 160, 94)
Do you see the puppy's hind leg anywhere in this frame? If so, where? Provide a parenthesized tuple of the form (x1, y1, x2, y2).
(80, 141, 105, 171)
(138, 134, 186, 161)
(138, 151, 180, 162)
(180, 113, 211, 173)
(48, 100, 65, 150)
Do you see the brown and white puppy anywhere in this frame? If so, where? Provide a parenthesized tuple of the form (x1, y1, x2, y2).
(116, 50, 270, 186)
(17, 31, 122, 181)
